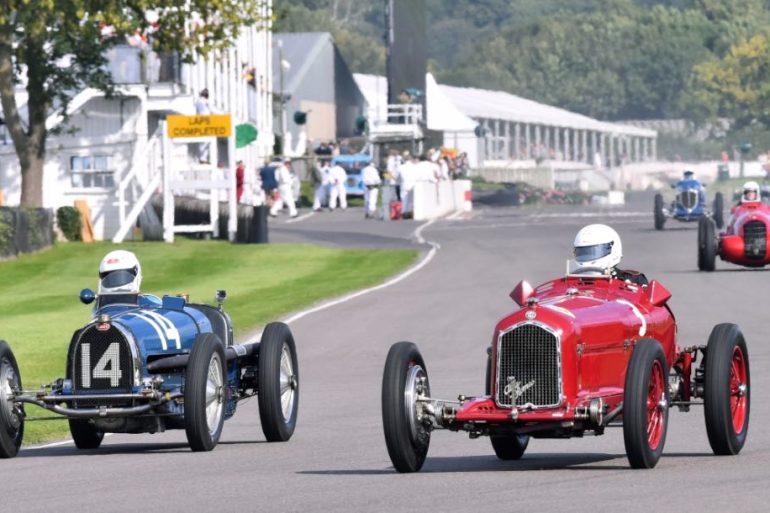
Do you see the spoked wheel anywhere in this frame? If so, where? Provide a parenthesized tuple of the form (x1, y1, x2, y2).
(654, 193, 666, 230)
(0, 341, 24, 458)
(713, 192, 724, 229)
(185, 333, 226, 451)
(68, 420, 104, 450)
(382, 342, 431, 473)
(698, 216, 717, 272)
(486, 354, 529, 460)
(704, 323, 750, 455)
(623, 339, 669, 469)
(258, 322, 299, 442)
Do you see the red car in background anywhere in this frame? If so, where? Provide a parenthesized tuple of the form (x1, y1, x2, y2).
(698, 200, 770, 271)
(381, 273, 750, 472)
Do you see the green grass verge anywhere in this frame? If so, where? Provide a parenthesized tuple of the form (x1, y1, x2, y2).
(0, 239, 417, 445)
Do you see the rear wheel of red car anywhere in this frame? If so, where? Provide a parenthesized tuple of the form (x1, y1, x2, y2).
(654, 193, 665, 230)
(698, 216, 716, 271)
(0, 341, 24, 458)
(713, 192, 724, 229)
(258, 322, 299, 442)
(185, 333, 226, 452)
(623, 339, 669, 469)
(382, 342, 431, 473)
(704, 323, 750, 455)
(69, 419, 104, 449)
(486, 355, 529, 460)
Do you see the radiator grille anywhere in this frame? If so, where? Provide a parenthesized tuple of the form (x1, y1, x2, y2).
(496, 323, 561, 408)
(743, 220, 766, 260)
(678, 190, 698, 209)
(73, 325, 133, 397)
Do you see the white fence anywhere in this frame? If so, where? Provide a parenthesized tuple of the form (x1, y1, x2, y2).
(412, 179, 472, 220)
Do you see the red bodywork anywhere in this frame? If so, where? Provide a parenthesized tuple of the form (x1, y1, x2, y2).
(449, 276, 677, 436)
(719, 202, 770, 267)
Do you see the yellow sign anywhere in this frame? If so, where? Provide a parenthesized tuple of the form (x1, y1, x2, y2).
(167, 114, 232, 138)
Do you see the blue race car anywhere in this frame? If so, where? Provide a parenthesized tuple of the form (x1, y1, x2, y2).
(333, 154, 372, 197)
(654, 171, 724, 230)
(0, 289, 298, 458)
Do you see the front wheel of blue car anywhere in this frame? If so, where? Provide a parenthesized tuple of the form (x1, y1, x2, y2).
(258, 322, 299, 442)
(0, 341, 24, 458)
(185, 333, 226, 451)
(69, 419, 104, 450)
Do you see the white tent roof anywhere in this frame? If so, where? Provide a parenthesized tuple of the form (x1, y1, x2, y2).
(426, 73, 476, 132)
(353, 73, 656, 138)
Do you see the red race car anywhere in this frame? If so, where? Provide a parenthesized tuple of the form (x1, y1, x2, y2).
(699, 181, 770, 271)
(382, 226, 750, 472)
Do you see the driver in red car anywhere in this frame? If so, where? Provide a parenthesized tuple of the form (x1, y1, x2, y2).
(571, 223, 648, 285)
(740, 181, 760, 204)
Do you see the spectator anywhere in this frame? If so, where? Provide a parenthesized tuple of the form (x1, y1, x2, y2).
(270, 158, 297, 218)
(399, 154, 419, 218)
(362, 160, 382, 219)
(315, 141, 332, 157)
(235, 160, 245, 202)
(385, 149, 402, 200)
(328, 160, 348, 210)
(260, 160, 279, 208)
(195, 89, 211, 164)
(312, 158, 331, 212)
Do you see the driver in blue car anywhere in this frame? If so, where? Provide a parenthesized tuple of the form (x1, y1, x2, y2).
(570, 224, 648, 286)
(97, 250, 143, 307)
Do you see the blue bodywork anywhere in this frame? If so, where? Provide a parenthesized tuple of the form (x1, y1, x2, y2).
(670, 177, 708, 222)
(333, 154, 372, 196)
(61, 293, 244, 432)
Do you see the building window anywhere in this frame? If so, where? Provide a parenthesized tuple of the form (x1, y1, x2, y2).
(70, 155, 115, 188)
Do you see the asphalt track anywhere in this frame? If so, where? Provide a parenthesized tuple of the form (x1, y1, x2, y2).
(5, 194, 770, 513)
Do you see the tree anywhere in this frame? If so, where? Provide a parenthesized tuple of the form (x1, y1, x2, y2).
(0, 1, 260, 207)
(683, 33, 770, 129)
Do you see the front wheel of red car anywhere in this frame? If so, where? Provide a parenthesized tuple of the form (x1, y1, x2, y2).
(490, 433, 529, 460)
(704, 323, 750, 456)
(713, 192, 724, 229)
(623, 339, 669, 469)
(698, 216, 717, 272)
(0, 341, 24, 458)
(382, 342, 431, 473)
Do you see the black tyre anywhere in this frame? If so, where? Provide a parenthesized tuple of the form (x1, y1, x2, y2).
(713, 192, 724, 229)
(0, 341, 24, 458)
(698, 216, 717, 272)
(654, 193, 665, 230)
(69, 420, 104, 449)
(382, 342, 431, 473)
(258, 322, 299, 442)
(184, 333, 226, 451)
(623, 339, 669, 469)
(704, 323, 750, 455)
(485, 354, 529, 460)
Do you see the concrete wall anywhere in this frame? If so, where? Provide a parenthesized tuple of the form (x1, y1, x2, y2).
(412, 179, 471, 220)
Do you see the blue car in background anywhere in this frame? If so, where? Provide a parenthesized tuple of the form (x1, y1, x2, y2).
(654, 171, 724, 230)
(332, 154, 372, 197)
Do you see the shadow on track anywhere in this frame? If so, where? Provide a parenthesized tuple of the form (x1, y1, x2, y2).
(298, 452, 624, 475)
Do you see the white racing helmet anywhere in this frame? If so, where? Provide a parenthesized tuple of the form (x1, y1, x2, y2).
(98, 250, 142, 295)
(742, 181, 760, 203)
(570, 224, 622, 275)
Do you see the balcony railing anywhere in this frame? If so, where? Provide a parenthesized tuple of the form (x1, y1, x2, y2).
(105, 45, 181, 85)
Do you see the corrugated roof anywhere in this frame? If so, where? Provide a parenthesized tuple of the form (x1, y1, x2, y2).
(354, 73, 656, 138)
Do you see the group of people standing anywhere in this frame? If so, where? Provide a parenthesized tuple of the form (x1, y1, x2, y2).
(309, 159, 350, 212)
